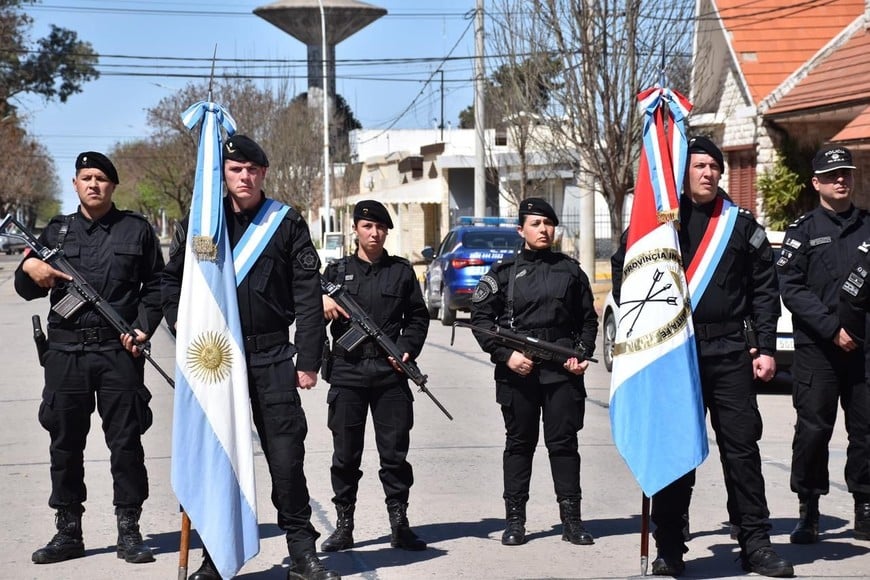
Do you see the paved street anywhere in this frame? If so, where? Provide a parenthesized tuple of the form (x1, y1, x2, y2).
(1, 252, 869, 579)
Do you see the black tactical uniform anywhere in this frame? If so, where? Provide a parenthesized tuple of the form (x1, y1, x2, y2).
(613, 191, 781, 563)
(778, 205, 870, 538)
(470, 237, 598, 545)
(15, 204, 164, 562)
(162, 195, 326, 560)
(320, 249, 429, 549)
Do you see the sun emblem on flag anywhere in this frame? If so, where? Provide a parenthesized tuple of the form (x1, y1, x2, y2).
(187, 331, 233, 383)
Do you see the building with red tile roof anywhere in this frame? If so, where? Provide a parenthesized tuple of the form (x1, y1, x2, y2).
(691, 0, 870, 214)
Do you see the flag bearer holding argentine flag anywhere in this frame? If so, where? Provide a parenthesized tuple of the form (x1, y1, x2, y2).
(162, 129, 338, 580)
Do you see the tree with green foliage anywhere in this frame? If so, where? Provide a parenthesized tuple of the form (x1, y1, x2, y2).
(0, 0, 99, 224)
(757, 140, 817, 230)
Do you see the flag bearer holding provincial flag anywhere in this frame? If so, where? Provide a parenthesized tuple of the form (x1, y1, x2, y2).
(612, 135, 793, 578)
(162, 132, 339, 580)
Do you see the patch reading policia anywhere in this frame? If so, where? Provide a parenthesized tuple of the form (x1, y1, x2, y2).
(353, 199, 394, 228)
(472, 274, 499, 303)
(812, 145, 855, 174)
(518, 197, 559, 226)
(223, 134, 269, 167)
(75, 151, 119, 184)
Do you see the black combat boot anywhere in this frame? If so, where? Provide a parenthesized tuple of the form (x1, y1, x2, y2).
(189, 548, 220, 580)
(651, 552, 685, 577)
(501, 498, 526, 546)
(115, 507, 155, 563)
(789, 496, 819, 544)
(558, 498, 594, 545)
(321, 504, 355, 552)
(32, 505, 86, 564)
(287, 552, 341, 580)
(386, 500, 426, 551)
(854, 500, 870, 541)
(740, 546, 794, 577)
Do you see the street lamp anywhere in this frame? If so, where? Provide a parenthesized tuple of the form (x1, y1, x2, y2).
(318, 0, 331, 242)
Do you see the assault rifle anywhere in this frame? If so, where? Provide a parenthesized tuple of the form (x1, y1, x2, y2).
(320, 276, 453, 420)
(0, 214, 175, 387)
(452, 321, 598, 365)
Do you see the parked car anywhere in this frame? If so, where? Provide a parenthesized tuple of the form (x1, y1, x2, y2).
(601, 231, 794, 372)
(0, 232, 26, 255)
(421, 220, 521, 325)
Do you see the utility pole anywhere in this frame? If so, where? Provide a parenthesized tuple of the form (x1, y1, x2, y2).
(473, 0, 486, 217)
(439, 68, 445, 142)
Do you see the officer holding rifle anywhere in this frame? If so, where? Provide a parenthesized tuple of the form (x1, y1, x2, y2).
(320, 199, 430, 554)
(14, 151, 163, 566)
(469, 197, 598, 548)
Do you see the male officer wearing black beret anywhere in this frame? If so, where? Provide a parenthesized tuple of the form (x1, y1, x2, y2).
(16, 151, 164, 566)
(162, 135, 339, 580)
(612, 137, 793, 577)
(319, 199, 430, 554)
(470, 197, 599, 550)
(778, 144, 870, 548)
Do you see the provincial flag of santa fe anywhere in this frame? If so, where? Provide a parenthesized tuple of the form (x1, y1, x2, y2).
(609, 86, 708, 498)
(171, 100, 259, 579)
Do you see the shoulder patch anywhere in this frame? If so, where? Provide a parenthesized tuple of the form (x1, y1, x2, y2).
(472, 274, 498, 303)
(296, 246, 320, 271)
(284, 205, 303, 223)
(749, 226, 766, 249)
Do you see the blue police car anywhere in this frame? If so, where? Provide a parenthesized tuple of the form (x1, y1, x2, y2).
(421, 218, 521, 326)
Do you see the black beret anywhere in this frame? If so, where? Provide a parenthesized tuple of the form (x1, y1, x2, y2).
(812, 144, 855, 174)
(687, 135, 724, 171)
(75, 151, 119, 184)
(518, 197, 559, 226)
(223, 134, 269, 167)
(353, 200, 393, 229)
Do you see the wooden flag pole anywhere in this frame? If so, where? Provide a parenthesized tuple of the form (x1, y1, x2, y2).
(641, 494, 650, 576)
(178, 509, 191, 580)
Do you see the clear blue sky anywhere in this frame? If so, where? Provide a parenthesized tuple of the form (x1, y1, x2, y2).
(18, 1, 480, 213)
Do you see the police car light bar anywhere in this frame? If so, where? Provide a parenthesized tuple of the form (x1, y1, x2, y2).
(456, 216, 517, 227)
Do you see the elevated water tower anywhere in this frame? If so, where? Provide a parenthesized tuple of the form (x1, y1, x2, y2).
(254, 0, 387, 106)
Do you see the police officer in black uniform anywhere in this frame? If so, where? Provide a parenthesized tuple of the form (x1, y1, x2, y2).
(319, 200, 430, 553)
(15, 151, 163, 566)
(613, 137, 793, 577)
(778, 144, 870, 546)
(469, 198, 598, 548)
(161, 136, 338, 580)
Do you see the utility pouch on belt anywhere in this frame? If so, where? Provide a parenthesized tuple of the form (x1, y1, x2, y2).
(743, 317, 759, 350)
(321, 337, 333, 381)
(32, 315, 48, 366)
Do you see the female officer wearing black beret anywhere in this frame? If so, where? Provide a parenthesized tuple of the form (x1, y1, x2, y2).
(319, 199, 431, 554)
(469, 197, 599, 548)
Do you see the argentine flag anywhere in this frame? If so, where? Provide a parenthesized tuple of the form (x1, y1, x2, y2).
(171, 101, 259, 579)
(609, 87, 708, 497)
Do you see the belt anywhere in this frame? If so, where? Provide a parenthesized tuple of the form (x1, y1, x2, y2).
(48, 327, 118, 345)
(244, 331, 288, 353)
(523, 328, 571, 342)
(694, 320, 742, 341)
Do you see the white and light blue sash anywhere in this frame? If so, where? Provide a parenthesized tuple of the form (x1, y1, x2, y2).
(232, 199, 291, 286)
(685, 196, 739, 308)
